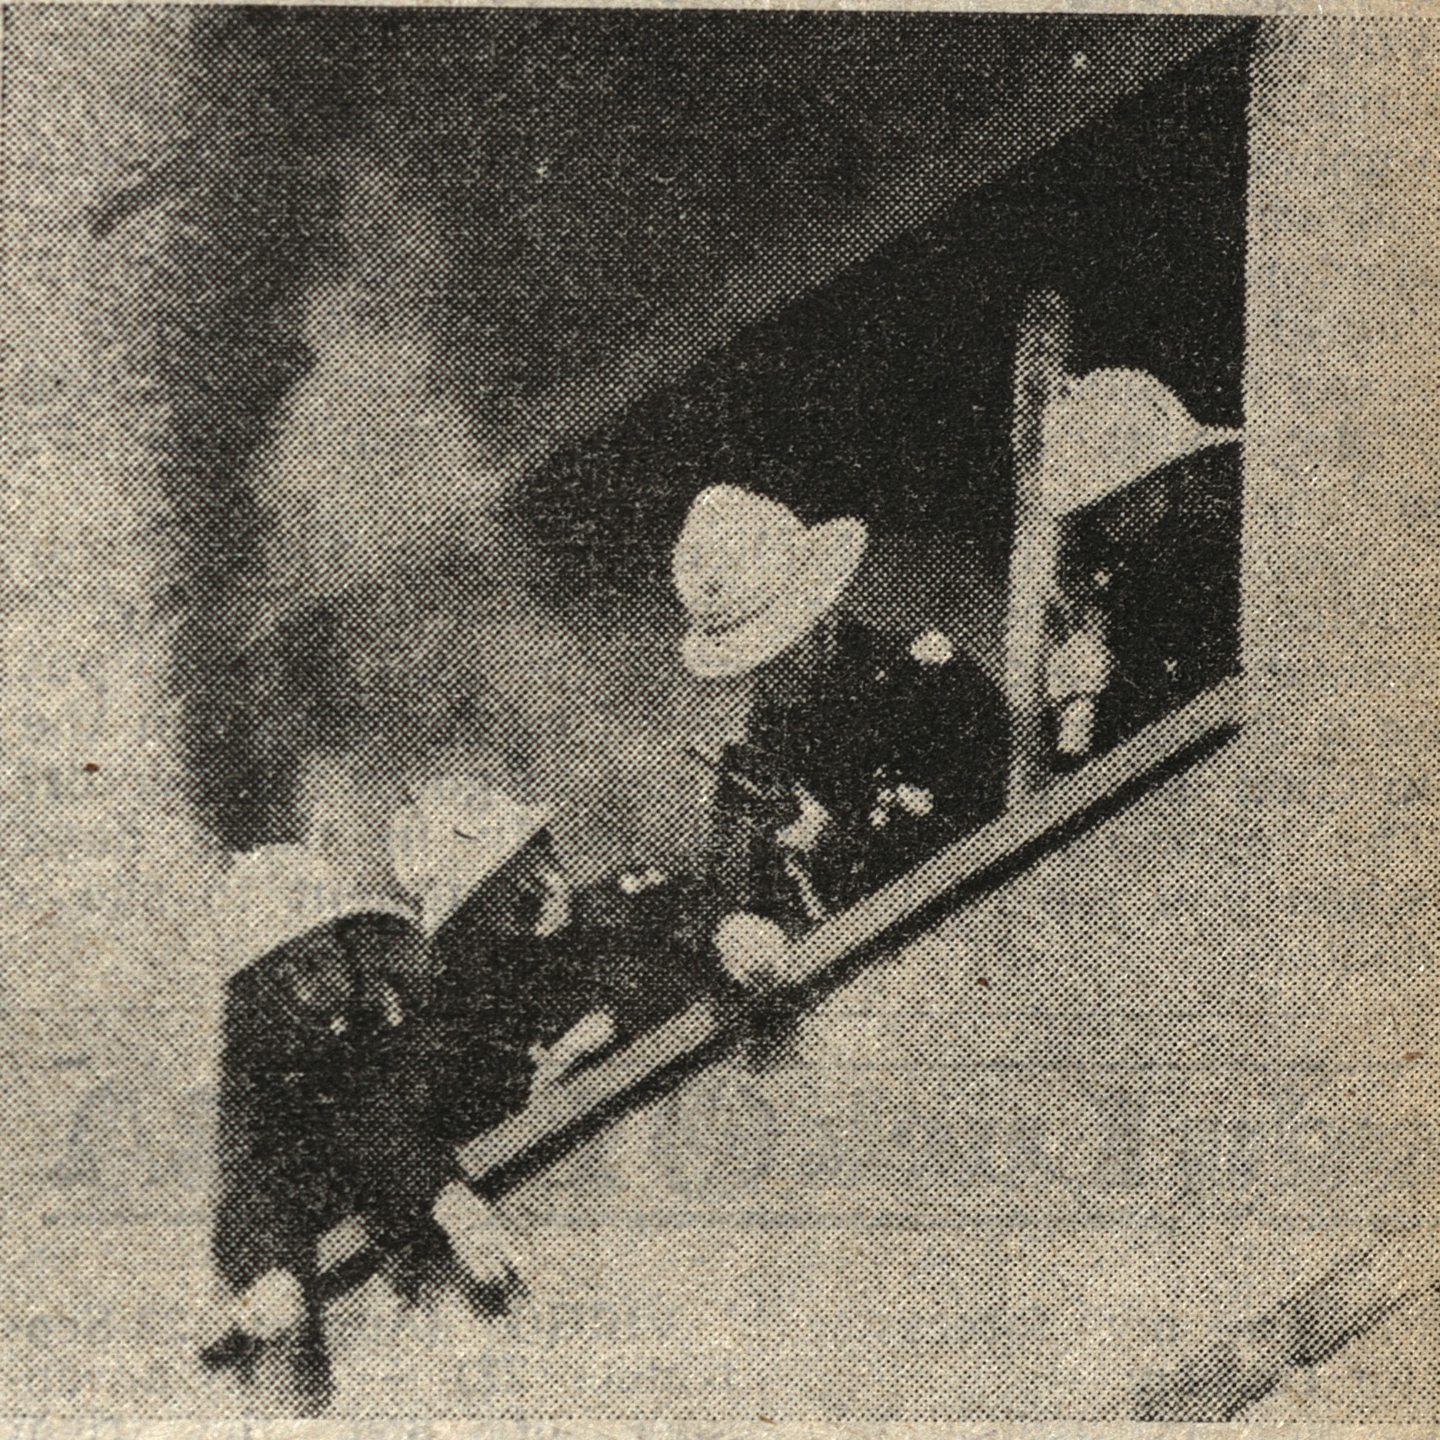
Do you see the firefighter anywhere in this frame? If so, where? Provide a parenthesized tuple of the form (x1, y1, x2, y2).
(207, 843, 437, 1408)
(392, 777, 587, 1141)
(393, 775, 730, 1137)
(389, 775, 724, 1303)
(672, 484, 1010, 926)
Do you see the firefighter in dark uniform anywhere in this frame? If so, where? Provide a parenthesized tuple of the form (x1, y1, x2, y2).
(672, 485, 1010, 928)
(1039, 367, 1243, 769)
(389, 775, 736, 1293)
(209, 844, 439, 1407)
(387, 776, 600, 1302)
(397, 775, 732, 1119)
(1050, 440, 1243, 761)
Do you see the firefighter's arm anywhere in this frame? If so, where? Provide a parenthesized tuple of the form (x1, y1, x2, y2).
(529, 1009, 617, 1086)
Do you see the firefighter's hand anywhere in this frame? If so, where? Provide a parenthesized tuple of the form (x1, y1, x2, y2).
(434, 1182, 526, 1291)
(1046, 628, 1113, 701)
(714, 911, 789, 989)
(529, 1010, 617, 1086)
(774, 786, 830, 853)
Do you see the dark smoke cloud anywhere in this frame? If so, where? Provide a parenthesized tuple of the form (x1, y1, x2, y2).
(134, 11, 1246, 855)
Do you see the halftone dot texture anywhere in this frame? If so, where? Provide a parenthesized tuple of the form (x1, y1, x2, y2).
(2, 8, 1437, 1423)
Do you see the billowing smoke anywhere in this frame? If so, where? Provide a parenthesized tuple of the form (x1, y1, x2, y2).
(255, 279, 511, 597)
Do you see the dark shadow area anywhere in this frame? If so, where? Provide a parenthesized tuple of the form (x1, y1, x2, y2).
(515, 27, 1252, 653)
(125, 13, 1247, 849)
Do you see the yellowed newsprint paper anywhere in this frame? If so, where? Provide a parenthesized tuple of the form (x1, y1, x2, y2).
(2, 0, 1436, 1436)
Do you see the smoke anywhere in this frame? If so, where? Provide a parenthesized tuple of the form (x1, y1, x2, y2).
(255, 150, 519, 596)
(256, 278, 511, 596)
